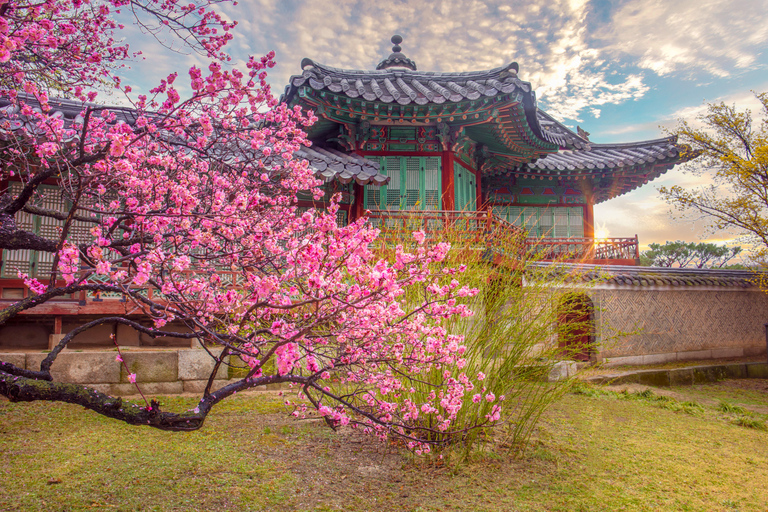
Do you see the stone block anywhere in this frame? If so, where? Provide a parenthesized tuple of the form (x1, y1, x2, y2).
(634, 370, 671, 387)
(182, 379, 232, 394)
(63, 322, 113, 347)
(711, 348, 744, 359)
(746, 363, 768, 379)
(48, 334, 65, 351)
(106, 381, 184, 396)
(668, 368, 694, 386)
(743, 345, 767, 357)
(0, 353, 26, 369)
(116, 323, 140, 346)
(643, 353, 676, 365)
(139, 323, 196, 348)
(723, 364, 748, 379)
(85, 384, 111, 394)
(120, 351, 178, 383)
(177, 350, 229, 381)
(0, 324, 49, 349)
(676, 350, 712, 361)
(26, 352, 120, 384)
(547, 361, 577, 382)
(584, 374, 616, 385)
(602, 355, 644, 367)
(691, 365, 728, 384)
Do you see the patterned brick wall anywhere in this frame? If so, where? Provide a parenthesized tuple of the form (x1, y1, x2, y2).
(593, 288, 768, 357)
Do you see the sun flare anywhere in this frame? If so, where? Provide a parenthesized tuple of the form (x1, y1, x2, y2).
(594, 222, 610, 240)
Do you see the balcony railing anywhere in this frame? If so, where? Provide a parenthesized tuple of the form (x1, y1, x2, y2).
(365, 209, 525, 244)
(525, 237, 640, 262)
(365, 209, 639, 264)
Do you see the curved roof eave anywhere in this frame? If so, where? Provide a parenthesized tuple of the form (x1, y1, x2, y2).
(281, 58, 551, 145)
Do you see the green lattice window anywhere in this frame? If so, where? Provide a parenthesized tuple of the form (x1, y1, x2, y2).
(453, 162, 477, 211)
(492, 206, 584, 238)
(0, 183, 91, 278)
(363, 156, 441, 212)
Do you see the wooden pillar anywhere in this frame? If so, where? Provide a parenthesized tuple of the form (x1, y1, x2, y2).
(351, 183, 365, 221)
(583, 203, 595, 239)
(475, 169, 483, 210)
(441, 151, 455, 211)
(577, 180, 595, 239)
(54, 316, 62, 334)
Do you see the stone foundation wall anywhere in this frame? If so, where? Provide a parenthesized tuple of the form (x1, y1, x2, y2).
(0, 349, 245, 395)
(0, 319, 198, 351)
(593, 287, 768, 365)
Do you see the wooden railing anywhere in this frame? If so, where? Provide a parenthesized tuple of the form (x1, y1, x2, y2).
(365, 209, 525, 244)
(365, 209, 639, 264)
(525, 237, 640, 262)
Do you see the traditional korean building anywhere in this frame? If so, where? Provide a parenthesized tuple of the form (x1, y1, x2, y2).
(0, 37, 693, 354)
(282, 36, 689, 265)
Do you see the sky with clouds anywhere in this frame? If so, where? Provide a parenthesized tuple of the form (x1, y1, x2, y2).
(117, 0, 768, 250)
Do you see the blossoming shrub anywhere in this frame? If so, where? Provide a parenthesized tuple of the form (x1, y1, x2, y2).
(369, 217, 596, 457)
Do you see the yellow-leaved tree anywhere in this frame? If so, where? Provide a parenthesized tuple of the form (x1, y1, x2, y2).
(660, 92, 768, 263)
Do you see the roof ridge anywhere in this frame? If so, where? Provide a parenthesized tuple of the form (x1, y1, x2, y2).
(297, 58, 523, 82)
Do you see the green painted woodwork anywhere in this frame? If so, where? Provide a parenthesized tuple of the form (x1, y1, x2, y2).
(516, 193, 558, 205)
(364, 156, 441, 211)
(453, 162, 477, 211)
(1, 183, 95, 279)
(492, 205, 584, 238)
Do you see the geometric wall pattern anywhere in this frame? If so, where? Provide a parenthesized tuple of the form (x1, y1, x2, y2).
(592, 288, 768, 357)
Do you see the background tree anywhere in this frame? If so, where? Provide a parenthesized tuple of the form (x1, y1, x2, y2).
(0, 0, 498, 451)
(639, 241, 742, 268)
(659, 92, 768, 262)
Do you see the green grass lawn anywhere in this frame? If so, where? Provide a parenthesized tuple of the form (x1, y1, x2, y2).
(1, 381, 767, 511)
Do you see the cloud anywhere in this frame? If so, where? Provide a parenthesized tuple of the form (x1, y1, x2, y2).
(108, 0, 768, 125)
(667, 87, 768, 130)
(148, 0, 653, 123)
(597, 0, 768, 79)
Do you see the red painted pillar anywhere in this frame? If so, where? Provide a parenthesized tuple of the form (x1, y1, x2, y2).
(441, 151, 455, 211)
(351, 183, 365, 221)
(583, 203, 595, 239)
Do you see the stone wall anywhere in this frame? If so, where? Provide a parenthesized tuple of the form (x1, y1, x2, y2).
(0, 319, 198, 350)
(0, 349, 239, 395)
(592, 287, 768, 365)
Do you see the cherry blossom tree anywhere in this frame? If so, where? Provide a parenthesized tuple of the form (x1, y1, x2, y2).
(0, 0, 498, 449)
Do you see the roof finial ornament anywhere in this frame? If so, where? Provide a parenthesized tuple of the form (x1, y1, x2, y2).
(376, 34, 417, 71)
(391, 34, 403, 53)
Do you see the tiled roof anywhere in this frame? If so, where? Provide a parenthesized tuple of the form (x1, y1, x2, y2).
(295, 146, 388, 186)
(0, 96, 388, 186)
(532, 263, 759, 288)
(284, 59, 532, 107)
(479, 110, 688, 202)
(527, 138, 681, 173)
(536, 110, 591, 150)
